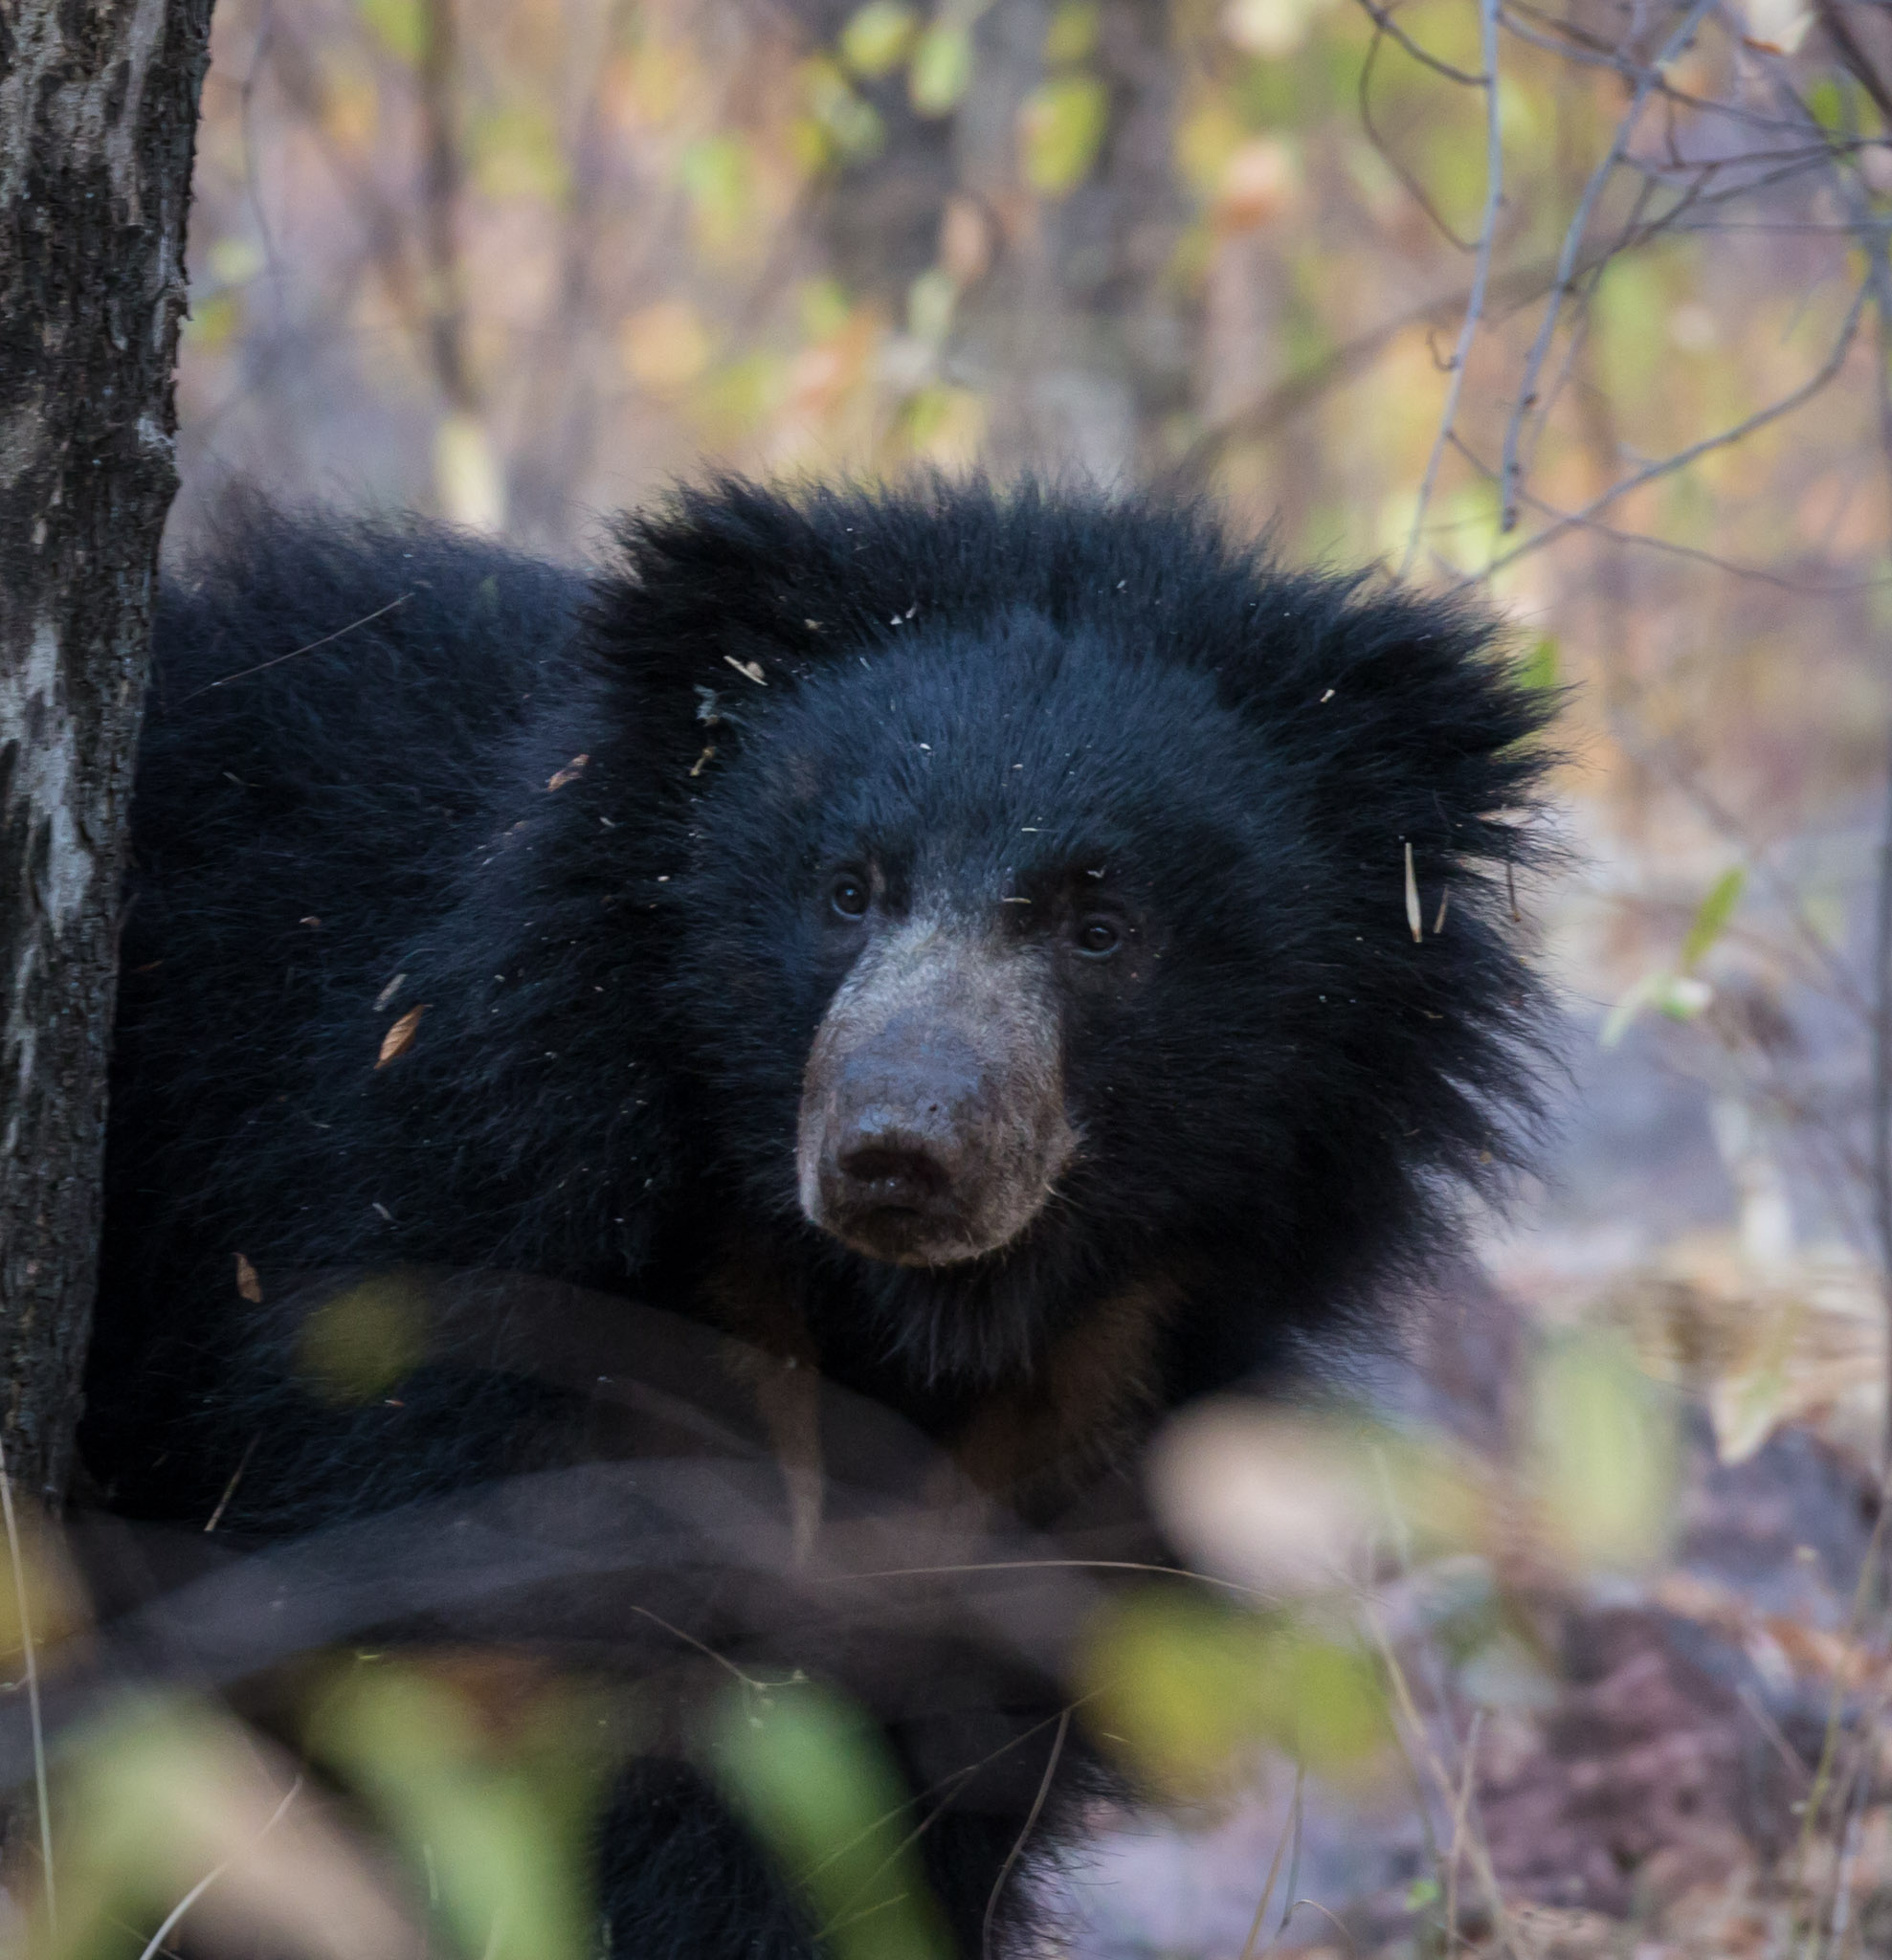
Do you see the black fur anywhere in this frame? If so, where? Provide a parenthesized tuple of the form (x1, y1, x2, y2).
(86, 476, 1555, 1956)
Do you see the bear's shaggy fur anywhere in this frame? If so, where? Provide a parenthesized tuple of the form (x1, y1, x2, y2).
(85, 477, 1553, 1956)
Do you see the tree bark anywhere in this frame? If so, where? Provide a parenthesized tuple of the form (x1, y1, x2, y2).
(0, 0, 215, 1506)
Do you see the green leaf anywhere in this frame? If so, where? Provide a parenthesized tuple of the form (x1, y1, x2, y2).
(1530, 1330, 1677, 1573)
(1019, 74, 1110, 196)
(711, 1685, 954, 1960)
(1680, 865, 1745, 970)
(1518, 635, 1559, 693)
(309, 1664, 602, 1960)
(798, 276, 854, 342)
(679, 135, 754, 254)
(358, 0, 424, 62)
(1044, 0, 1100, 64)
(298, 1274, 427, 1404)
(801, 57, 886, 160)
(1077, 1592, 1386, 1793)
(909, 23, 974, 115)
(906, 266, 957, 342)
(840, 0, 919, 78)
(1806, 76, 1847, 136)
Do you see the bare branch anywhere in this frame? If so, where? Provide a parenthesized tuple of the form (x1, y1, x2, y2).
(1357, 17, 1482, 251)
(1398, 0, 1504, 579)
(1470, 276, 1870, 582)
(1499, 0, 1719, 532)
(1348, 0, 1489, 85)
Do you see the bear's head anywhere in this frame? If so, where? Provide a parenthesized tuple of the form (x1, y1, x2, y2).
(576, 479, 1556, 1388)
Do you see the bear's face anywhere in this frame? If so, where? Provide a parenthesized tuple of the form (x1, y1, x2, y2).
(674, 608, 1319, 1366)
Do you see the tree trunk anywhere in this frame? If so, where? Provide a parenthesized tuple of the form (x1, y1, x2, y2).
(811, 0, 1193, 482)
(0, 0, 215, 1507)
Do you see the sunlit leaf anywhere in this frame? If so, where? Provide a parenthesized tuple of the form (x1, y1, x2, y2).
(620, 300, 715, 392)
(1222, 0, 1332, 57)
(1176, 101, 1244, 199)
(906, 266, 957, 342)
(1601, 968, 1713, 1045)
(54, 1698, 415, 1960)
(801, 57, 886, 161)
(357, 0, 423, 64)
(710, 1683, 953, 1960)
(1019, 74, 1110, 197)
(1680, 865, 1746, 969)
(1518, 636, 1558, 692)
(679, 135, 755, 256)
(308, 1662, 601, 1960)
(1741, 0, 1813, 54)
(1079, 1592, 1387, 1795)
(434, 414, 504, 532)
(1214, 135, 1300, 230)
(1530, 1329, 1678, 1573)
(1044, 0, 1100, 64)
(183, 289, 242, 354)
(697, 351, 790, 439)
(840, 0, 919, 78)
(798, 277, 854, 342)
(900, 384, 987, 466)
(208, 236, 265, 287)
(1149, 1402, 1484, 1597)
(908, 23, 973, 116)
(469, 104, 569, 203)
(298, 1274, 427, 1403)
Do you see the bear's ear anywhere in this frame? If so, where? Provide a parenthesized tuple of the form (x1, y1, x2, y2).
(584, 476, 951, 696)
(579, 478, 921, 785)
(1218, 570, 1560, 889)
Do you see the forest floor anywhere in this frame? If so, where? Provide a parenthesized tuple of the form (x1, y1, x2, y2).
(1058, 980, 1892, 1959)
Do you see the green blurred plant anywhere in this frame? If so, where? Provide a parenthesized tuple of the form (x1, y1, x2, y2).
(709, 1680, 954, 1960)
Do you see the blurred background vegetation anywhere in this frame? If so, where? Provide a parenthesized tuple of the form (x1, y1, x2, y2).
(65, 0, 1892, 1951)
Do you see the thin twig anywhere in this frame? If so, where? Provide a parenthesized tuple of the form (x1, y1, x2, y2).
(204, 1435, 260, 1534)
(135, 1776, 304, 1960)
(1368, 1611, 1513, 1952)
(1358, 20, 1480, 252)
(1348, 0, 1488, 84)
(1235, 1764, 1303, 1960)
(1499, 0, 1718, 532)
(1469, 277, 1870, 584)
(1444, 1707, 1484, 1956)
(980, 1706, 1068, 1960)
(1399, 0, 1504, 579)
(0, 1435, 53, 1930)
(177, 593, 413, 702)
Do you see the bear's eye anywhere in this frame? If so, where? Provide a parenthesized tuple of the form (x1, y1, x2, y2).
(830, 874, 870, 920)
(1075, 916, 1121, 958)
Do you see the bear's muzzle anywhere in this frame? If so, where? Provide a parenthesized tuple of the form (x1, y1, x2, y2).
(796, 921, 1078, 1267)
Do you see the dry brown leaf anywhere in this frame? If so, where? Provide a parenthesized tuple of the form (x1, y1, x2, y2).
(234, 1252, 263, 1303)
(547, 753, 590, 791)
(376, 1006, 427, 1067)
(723, 656, 768, 685)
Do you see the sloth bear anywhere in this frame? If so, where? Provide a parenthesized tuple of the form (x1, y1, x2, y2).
(84, 477, 1552, 1956)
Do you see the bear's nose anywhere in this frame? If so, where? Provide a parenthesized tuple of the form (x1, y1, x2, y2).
(835, 1133, 955, 1210)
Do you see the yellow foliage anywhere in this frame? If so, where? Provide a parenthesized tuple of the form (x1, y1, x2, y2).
(1019, 74, 1109, 197)
(621, 300, 716, 392)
